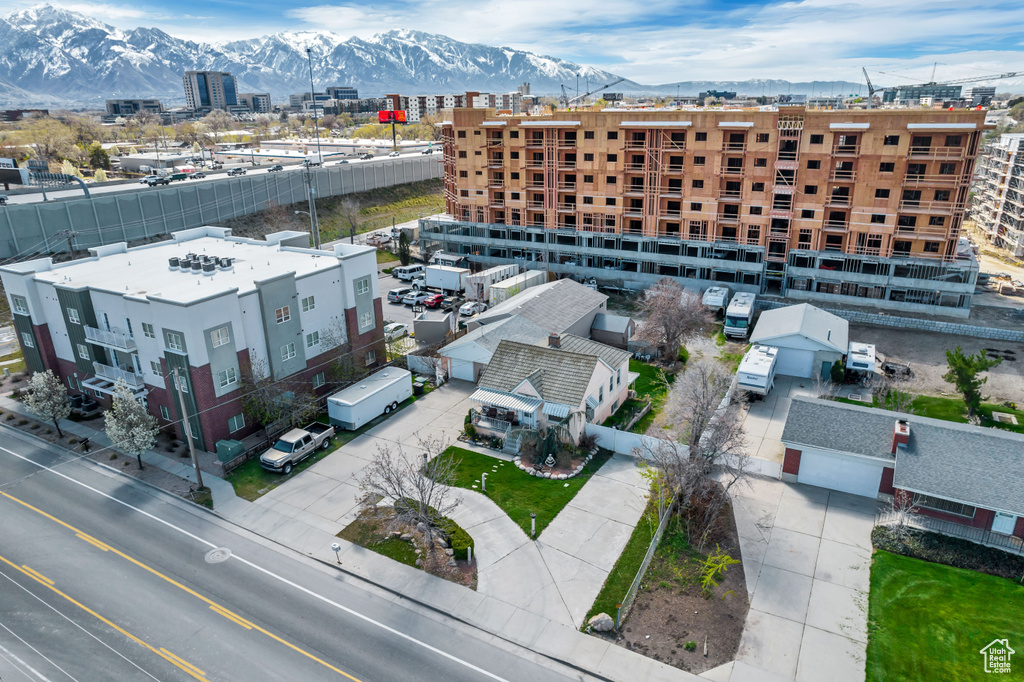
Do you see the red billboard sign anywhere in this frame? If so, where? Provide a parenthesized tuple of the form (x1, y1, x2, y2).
(378, 110, 407, 124)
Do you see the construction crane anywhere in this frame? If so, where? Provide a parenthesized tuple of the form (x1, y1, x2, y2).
(862, 68, 884, 110)
(560, 77, 627, 108)
(862, 68, 1023, 108)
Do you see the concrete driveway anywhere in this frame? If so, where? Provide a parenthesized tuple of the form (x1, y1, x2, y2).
(719, 477, 877, 682)
(737, 376, 818, 472)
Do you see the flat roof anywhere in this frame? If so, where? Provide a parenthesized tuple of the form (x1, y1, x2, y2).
(328, 367, 411, 405)
(23, 231, 371, 305)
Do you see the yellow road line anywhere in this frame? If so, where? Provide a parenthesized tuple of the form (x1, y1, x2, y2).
(159, 648, 207, 678)
(209, 604, 254, 630)
(0, 554, 208, 681)
(76, 532, 112, 552)
(0, 490, 363, 681)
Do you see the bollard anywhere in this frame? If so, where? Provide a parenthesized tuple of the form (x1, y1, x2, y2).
(530, 512, 536, 538)
(467, 545, 473, 564)
(481, 472, 487, 492)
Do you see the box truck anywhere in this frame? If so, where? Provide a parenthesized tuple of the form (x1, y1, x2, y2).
(327, 368, 413, 430)
(724, 292, 756, 339)
(737, 345, 778, 396)
(424, 265, 470, 293)
(702, 286, 731, 313)
(465, 263, 521, 302)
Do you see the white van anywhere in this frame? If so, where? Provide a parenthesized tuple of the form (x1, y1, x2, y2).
(393, 264, 425, 281)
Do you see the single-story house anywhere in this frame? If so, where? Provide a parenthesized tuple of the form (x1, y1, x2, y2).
(470, 334, 634, 446)
(782, 396, 1024, 543)
(749, 303, 848, 379)
(440, 316, 548, 382)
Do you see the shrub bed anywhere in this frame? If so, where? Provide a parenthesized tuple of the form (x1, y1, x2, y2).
(872, 525, 1024, 580)
(440, 518, 474, 560)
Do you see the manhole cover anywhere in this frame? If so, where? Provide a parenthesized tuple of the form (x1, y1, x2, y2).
(205, 547, 232, 564)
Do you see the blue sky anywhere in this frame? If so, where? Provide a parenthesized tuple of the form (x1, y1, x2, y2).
(16, 0, 1024, 86)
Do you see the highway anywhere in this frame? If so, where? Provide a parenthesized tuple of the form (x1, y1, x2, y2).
(2, 151, 436, 206)
(0, 427, 592, 682)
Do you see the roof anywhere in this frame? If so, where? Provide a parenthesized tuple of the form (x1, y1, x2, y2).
(473, 278, 607, 332)
(750, 304, 849, 353)
(591, 313, 634, 334)
(439, 316, 548, 362)
(327, 367, 411, 405)
(783, 396, 1024, 516)
(478, 340, 599, 408)
(557, 335, 631, 369)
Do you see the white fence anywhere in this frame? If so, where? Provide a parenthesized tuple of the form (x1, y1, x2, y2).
(587, 424, 671, 457)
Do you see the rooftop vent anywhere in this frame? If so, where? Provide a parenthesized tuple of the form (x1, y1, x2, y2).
(168, 257, 180, 270)
(191, 261, 202, 272)
(202, 262, 216, 276)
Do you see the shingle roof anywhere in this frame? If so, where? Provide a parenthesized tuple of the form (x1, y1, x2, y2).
(783, 396, 1024, 516)
(557, 334, 631, 370)
(475, 278, 607, 332)
(439, 316, 547, 361)
(478, 340, 598, 408)
(750, 304, 849, 353)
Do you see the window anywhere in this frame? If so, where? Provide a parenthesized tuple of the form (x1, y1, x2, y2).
(913, 493, 975, 517)
(583, 153, 594, 162)
(301, 295, 316, 311)
(359, 311, 373, 329)
(883, 135, 900, 146)
(583, 131, 595, 140)
(510, 173, 520, 181)
(879, 162, 895, 173)
(275, 306, 291, 324)
(21, 332, 34, 349)
(616, 369, 621, 386)
(313, 372, 326, 389)
(695, 132, 707, 141)
(510, 152, 519, 160)
(871, 214, 886, 224)
(754, 158, 767, 167)
(605, 198, 616, 206)
(923, 241, 940, 253)
(228, 413, 245, 433)
(929, 216, 946, 226)
(159, 405, 170, 421)
(750, 206, 763, 215)
(11, 295, 28, 314)
(693, 156, 705, 166)
(281, 343, 296, 361)
(690, 202, 702, 211)
(306, 331, 320, 348)
(804, 185, 818, 195)
(365, 349, 377, 365)
(77, 343, 89, 360)
(166, 332, 184, 351)
(355, 277, 370, 296)
(509, 130, 519, 139)
(801, 209, 815, 219)
(607, 131, 618, 140)
(692, 179, 704, 189)
(150, 361, 163, 376)
(459, 170, 468, 178)
(806, 160, 821, 170)
(945, 135, 962, 146)
(210, 326, 230, 348)
(756, 133, 769, 143)
(124, 318, 134, 339)
(875, 189, 890, 198)
(810, 134, 824, 144)
(752, 182, 765, 192)
(458, 151, 467, 159)
(173, 373, 188, 393)
(218, 367, 237, 388)
(583, 196, 593, 204)
(939, 163, 957, 175)
(67, 307, 80, 324)
(579, 174, 592, 184)
(142, 322, 155, 338)
(457, 130, 466, 138)
(606, 153, 617, 162)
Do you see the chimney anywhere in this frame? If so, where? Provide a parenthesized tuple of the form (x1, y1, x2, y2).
(548, 332, 561, 348)
(891, 419, 910, 454)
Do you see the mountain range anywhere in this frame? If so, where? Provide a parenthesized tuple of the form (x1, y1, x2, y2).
(0, 4, 865, 109)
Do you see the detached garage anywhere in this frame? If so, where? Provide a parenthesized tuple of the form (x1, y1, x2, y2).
(749, 304, 849, 379)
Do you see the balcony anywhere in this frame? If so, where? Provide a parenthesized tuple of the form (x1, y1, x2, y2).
(898, 200, 956, 214)
(904, 173, 961, 187)
(625, 139, 647, 149)
(722, 142, 747, 152)
(823, 220, 849, 231)
(772, 185, 795, 195)
(91, 361, 145, 389)
(720, 189, 742, 199)
(557, 139, 577, 148)
(829, 170, 856, 182)
(526, 201, 545, 210)
(660, 209, 682, 219)
(826, 195, 852, 207)
(661, 139, 686, 150)
(83, 325, 137, 352)
(486, 138, 504, 147)
(721, 165, 744, 176)
(557, 203, 578, 212)
(775, 159, 798, 170)
(526, 138, 545, 148)
(557, 182, 577, 191)
(717, 213, 741, 224)
(525, 160, 545, 169)
(487, 159, 504, 169)
(832, 144, 860, 156)
(663, 164, 684, 173)
(909, 145, 965, 159)
(558, 160, 577, 170)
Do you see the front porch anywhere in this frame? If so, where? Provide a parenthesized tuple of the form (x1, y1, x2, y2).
(877, 509, 1024, 556)
(469, 388, 542, 439)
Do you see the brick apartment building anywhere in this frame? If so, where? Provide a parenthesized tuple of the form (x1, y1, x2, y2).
(0, 227, 384, 452)
(421, 106, 987, 316)
(972, 133, 1024, 258)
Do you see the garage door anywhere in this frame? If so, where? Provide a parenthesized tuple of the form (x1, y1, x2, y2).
(774, 348, 816, 378)
(451, 359, 476, 382)
(798, 450, 883, 498)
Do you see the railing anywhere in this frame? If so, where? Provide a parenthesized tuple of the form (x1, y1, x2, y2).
(488, 179, 505, 188)
(829, 171, 856, 182)
(526, 201, 544, 210)
(83, 325, 137, 352)
(720, 190, 742, 199)
(472, 413, 512, 434)
(557, 183, 577, 191)
(904, 173, 960, 185)
(558, 160, 577, 170)
(525, 160, 545, 168)
(832, 144, 860, 156)
(93, 361, 144, 388)
(557, 203, 577, 212)
(660, 209, 682, 219)
(823, 220, 848, 230)
(876, 510, 1024, 556)
(909, 145, 965, 159)
(898, 200, 957, 213)
(826, 195, 852, 207)
(717, 213, 741, 223)
(526, 138, 545, 147)
(558, 139, 577, 147)
(624, 162, 645, 172)
(721, 166, 744, 175)
(625, 139, 647, 149)
(777, 152, 798, 162)
(663, 164, 684, 173)
(661, 140, 686, 150)
(487, 138, 504, 147)
(722, 142, 747, 152)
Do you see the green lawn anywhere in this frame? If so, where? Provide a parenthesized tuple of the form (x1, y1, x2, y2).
(867, 550, 1024, 681)
(376, 249, 400, 264)
(338, 509, 418, 567)
(0, 346, 26, 374)
(436, 446, 613, 536)
(629, 359, 670, 433)
(835, 394, 1024, 435)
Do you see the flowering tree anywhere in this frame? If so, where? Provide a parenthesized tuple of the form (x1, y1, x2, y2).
(24, 370, 71, 437)
(105, 381, 159, 470)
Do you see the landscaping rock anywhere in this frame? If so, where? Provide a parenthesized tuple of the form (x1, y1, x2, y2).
(416, 522, 427, 532)
(415, 558, 423, 567)
(444, 548, 454, 556)
(436, 538, 449, 548)
(447, 559, 457, 567)
(400, 533, 413, 541)
(557, 474, 567, 480)
(589, 613, 615, 632)
(544, 472, 552, 479)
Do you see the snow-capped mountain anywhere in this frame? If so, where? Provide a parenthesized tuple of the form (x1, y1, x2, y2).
(0, 5, 866, 108)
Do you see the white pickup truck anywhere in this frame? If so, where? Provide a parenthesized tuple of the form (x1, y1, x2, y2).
(259, 422, 335, 474)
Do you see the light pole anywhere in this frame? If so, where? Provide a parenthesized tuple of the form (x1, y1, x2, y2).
(305, 45, 323, 250)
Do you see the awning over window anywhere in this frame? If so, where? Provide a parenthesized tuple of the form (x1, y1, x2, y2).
(542, 402, 571, 418)
(470, 388, 542, 413)
(586, 395, 599, 409)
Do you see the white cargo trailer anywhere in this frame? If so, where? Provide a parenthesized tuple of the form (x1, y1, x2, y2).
(465, 263, 521, 302)
(425, 265, 470, 293)
(488, 270, 548, 306)
(702, 286, 731, 313)
(724, 292, 757, 339)
(737, 345, 778, 396)
(327, 368, 413, 430)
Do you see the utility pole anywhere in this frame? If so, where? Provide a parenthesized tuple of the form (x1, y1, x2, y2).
(58, 230, 78, 259)
(305, 45, 323, 250)
(173, 368, 204, 490)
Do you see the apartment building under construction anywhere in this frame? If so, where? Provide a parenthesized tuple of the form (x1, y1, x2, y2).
(421, 106, 987, 316)
(972, 133, 1024, 258)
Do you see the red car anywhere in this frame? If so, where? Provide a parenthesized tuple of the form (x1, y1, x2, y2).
(423, 294, 444, 308)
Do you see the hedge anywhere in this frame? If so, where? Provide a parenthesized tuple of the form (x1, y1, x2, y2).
(440, 518, 474, 561)
(872, 526, 1024, 581)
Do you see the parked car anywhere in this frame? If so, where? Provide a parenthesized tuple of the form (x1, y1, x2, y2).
(459, 301, 487, 316)
(403, 291, 431, 306)
(387, 286, 413, 303)
(367, 233, 392, 246)
(384, 322, 409, 341)
(210, 162, 224, 170)
(440, 295, 463, 311)
(259, 423, 335, 474)
(227, 167, 246, 176)
(422, 293, 444, 308)
(268, 164, 284, 172)
(187, 171, 206, 179)
(137, 176, 152, 184)
(359, 153, 374, 160)
(0, 195, 8, 206)
(388, 151, 400, 157)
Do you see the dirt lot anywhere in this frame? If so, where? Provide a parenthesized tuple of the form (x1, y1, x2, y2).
(849, 324, 1024, 404)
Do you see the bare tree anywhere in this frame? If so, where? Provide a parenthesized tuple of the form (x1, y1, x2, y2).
(358, 434, 461, 556)
(23, 370, 71, 437)
(886, 491, 921, 543)
(238, 356, 319, 437)
(636, 278, 713, 363)
(812, 373, 839, 400)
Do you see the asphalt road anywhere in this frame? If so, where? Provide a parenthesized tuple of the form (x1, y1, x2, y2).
(0, 428, 593, 682)
(2, 152, 433, 206)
